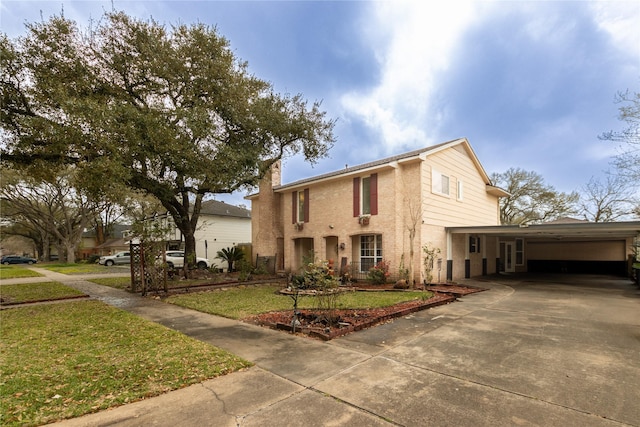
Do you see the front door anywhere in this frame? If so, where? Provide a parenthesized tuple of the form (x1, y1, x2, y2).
(504, 242, 515, 273)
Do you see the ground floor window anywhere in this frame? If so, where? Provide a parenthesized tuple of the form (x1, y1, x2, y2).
(360, 234, 382, 272)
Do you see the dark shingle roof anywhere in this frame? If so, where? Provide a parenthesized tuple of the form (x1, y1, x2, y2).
(275, 139, 462, 191)
(200, 200, 251, 218)
(83, 224, 131, 238)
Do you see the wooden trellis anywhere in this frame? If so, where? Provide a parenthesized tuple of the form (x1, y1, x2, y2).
(130, 241, 168, 295)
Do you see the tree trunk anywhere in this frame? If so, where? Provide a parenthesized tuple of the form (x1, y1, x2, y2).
(39, 232, 49, 261)
(55, 242, 66, 262)
(65, 242, 76, 264)
(182, 230, 197, 279)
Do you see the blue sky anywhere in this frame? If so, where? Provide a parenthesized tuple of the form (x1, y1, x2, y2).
(2, 1, 639, 207)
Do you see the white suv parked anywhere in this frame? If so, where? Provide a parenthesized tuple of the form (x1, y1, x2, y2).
(162, 251, 210, 270)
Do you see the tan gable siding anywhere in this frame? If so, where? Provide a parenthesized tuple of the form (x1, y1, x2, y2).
(418, 144, 502, 282)
(422, 145, 499, 228)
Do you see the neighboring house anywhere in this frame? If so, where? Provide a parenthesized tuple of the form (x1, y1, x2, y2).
(195, 200, 252, 267)
(93, 238, 130, 257)
(249, 137, 640, 281)
(145, 200, 252, 269)
(78, 224, 131, 259)
(249, 138, 509, 282)
(73, 201, 251, 267)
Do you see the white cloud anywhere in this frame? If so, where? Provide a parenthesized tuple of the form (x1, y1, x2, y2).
(589, 1, 640, 55)
(340, 1, 482, 154)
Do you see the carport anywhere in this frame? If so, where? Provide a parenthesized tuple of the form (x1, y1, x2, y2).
(446, 220, 640, 280)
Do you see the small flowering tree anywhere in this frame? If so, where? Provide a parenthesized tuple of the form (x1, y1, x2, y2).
(289, 251, 342, 327)
(367, 260, 390, 285)
(422, 244, 441, 285)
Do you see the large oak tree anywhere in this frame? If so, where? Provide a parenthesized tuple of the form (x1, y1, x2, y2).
(1, 12, 335, 272)
(491, 168, 579, 225)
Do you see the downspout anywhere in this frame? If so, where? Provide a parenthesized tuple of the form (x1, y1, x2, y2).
(496, 236, 501, 273)
(481, 235, 487, 275)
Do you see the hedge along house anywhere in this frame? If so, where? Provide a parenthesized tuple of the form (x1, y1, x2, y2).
(248, 138, 510, 282)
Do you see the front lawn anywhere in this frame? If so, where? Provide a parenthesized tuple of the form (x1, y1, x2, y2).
(42, 263, 120, 275)
(0, 282, 85, 304)
(0, 300, 251, 427)
(166, 285, 432, 319)
(0, 266, 43, 280)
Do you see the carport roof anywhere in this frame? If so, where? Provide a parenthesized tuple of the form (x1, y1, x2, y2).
(447, 221, 640, 240)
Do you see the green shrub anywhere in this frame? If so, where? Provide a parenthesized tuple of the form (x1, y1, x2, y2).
(367, 260, 390, 285)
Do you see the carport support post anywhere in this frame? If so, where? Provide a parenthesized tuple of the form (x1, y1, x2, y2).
(482, 235, 487, 275)
(495, 237, 500, 273)
(464, 233, 471, 279)
(446, 231, 453, 281)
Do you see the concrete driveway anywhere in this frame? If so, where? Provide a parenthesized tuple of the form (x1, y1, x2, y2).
(325, 274, 640, 426)
(42, 272, 639, 426)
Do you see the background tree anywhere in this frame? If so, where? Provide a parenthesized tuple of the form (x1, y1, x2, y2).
(0, 207, 46, 258)
(600, 90, 640, 181)
(579, 174, 638, 222)
(491, 168, 579, 225)
(0, 168, 106, 262)
(1, 12, 335, 274)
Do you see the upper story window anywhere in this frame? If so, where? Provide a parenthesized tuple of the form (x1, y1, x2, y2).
(353, 173, 378, 217)
(291, 188, 309, 223)
(297, 190, 305, 222)
(432, 169, 450, 196)
(362, 176, 371, 215)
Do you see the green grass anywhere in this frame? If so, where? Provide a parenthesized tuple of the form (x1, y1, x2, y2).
(0, 266, 44, 280)
(41, 263, 119, 275)
(0, 282, 85, 304)
(0, 300, 252, 427)
(167, 285, 432, 319)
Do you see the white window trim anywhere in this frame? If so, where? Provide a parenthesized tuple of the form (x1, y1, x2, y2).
(360, 234, 382, 272)
(432, 169, 450, 197)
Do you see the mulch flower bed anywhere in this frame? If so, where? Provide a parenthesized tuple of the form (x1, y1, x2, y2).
(242, 283, 486, 341)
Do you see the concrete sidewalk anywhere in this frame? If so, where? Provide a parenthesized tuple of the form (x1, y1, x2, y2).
(6, 269, 640, 426)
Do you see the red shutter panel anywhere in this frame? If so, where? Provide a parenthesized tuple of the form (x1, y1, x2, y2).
(292, 191, 297, 223)
(304, 188, 310, 222)
(353, 177, 360, 217)
(370, 173, 378, 215)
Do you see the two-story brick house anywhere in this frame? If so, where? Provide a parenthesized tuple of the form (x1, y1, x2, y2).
(249, 138, 509, 282)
